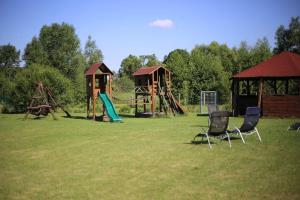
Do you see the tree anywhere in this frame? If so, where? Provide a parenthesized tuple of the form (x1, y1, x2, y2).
(274, 16, 300, 54)
(39, 22, 80, 79)
(250, 37, 272, 65)
(190, 46, 230, 104)
(233, 41, 252, 73)
(119, 55, 142, 79)
(139, 54, 161, 66)
(163, 49, 190, 99)
(11, 64, 74, 112)
(23, 37, 48, 66)
(84, 35, 104, 66)
(0, 44, 20, 67)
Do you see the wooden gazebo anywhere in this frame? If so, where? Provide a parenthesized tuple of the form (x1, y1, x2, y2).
(85, 63, 113, 120)
(231, 51, 300, 117)
(133, 66, 184, 117)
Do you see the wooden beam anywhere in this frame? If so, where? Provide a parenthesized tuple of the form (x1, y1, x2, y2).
(109, 74, 112, 100)
(92, 74, 96, 120)
(285, 79, 289, 95)
(135, 94, 138, 115)
(143, 96, 146, 113)
(232, 79, 238, 116)
(258, 78, 264, 108)
(246, 80, 250, 96)
(151, 73, 155, 116)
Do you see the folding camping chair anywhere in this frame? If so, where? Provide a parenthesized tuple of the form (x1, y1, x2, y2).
(193, 111, 231, 149)
(229, 107, 262, 143)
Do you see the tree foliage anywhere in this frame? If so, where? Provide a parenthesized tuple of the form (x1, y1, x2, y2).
(119, 55, 142, 79)
(274, 16, 300, 54)
(84, 35, 104, 66)
(163, 49, 190, 99)
(0, 44, 20, 67)
(23, 37, 48, 66)
(39, 23, 81, 79)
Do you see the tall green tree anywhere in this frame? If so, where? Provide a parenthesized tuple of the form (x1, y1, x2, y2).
(163, 49, 190, 99)
(119, 55, 142, 79)
(39, 22, 80, 79)
(84, 35, 104, 66)
(23, 37, 48, 66)
(190, 46, 230, 104)
(139, 54, 161, 66)
(251, 37, 272, 65)
(0, 44, 20, 67)
(274, 16, 300, 54)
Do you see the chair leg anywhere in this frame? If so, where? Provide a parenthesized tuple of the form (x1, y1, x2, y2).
(235, 127, 245, 144)
(226, 131, 232, 148)
(206, 133, 212, 149)
(255, 127, 262, 142)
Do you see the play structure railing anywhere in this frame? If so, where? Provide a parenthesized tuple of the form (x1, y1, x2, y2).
(135, 86, 151, 94)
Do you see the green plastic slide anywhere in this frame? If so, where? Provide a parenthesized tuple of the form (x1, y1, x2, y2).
(99, 92, 122, 122)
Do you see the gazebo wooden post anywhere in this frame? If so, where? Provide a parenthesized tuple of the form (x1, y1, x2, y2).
(86, 76, 90, 118)
(258, 78, 264, 108)
(285, 79, 289, 95)
(232, 79, 238, 116)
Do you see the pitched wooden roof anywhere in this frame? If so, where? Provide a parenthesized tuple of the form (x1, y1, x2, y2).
(85, 62, 113, 76)
(133, 66, 170, 76)
(232, 52, 300, 79)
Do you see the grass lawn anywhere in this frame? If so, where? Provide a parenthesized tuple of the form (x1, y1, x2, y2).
(0, 113, 300, 199)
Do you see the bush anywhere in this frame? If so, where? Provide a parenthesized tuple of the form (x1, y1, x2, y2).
(118, 105, 131, 113)
(4, 64, 74, 113)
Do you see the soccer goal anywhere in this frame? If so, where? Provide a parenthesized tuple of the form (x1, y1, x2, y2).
(200, 91, 217, 114)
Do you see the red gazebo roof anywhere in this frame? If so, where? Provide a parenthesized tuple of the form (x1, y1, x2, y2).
(133, 66, 170, 76)
(232, 51, 300, 79)
(85, 62, 113, 76)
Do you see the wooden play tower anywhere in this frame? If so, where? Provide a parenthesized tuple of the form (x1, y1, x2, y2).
(133, 66, 184, 117)
(85, 62, 113, 120)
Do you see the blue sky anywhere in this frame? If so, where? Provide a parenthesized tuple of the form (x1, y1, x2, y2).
(0, 0, 299, 71)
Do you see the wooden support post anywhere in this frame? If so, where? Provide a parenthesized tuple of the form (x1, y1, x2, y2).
(285, 79, 289, 95)
(92, 74, 96, 120)
(246, 80, 250, 96)
(86, 77, 90, 118)
(143, 96, 146, 113)
(232, 79, 237, 116)
(151, 73, 155, 116)
(258, 78, 264, 108)
(135, 94, 138, 115)
(274, 80, 277, 95)
(109, 74, 112, 100)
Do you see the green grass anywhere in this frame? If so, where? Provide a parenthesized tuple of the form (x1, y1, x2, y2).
(0, 113, 300, 199)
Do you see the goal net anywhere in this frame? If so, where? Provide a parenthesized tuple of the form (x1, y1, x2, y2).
(200, 91, 217, 114)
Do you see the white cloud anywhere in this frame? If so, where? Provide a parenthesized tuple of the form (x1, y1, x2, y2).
(149, 19, 174, 28)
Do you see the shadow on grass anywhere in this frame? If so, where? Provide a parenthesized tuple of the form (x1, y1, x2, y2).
(186, 133, 242, 146)
(119, 114, 136, 118)
(190, 124, 208, 128)
(63, 114, 135, 121)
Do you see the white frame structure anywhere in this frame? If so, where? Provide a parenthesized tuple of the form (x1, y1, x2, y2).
(200, 91, 217, 114)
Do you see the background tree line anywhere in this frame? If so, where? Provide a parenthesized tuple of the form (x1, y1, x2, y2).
(118, 16, 300, 105)
(0, 17, 299, 112)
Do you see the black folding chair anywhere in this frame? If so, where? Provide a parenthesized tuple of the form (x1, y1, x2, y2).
(229, 107, 262, 143)
(207, 104, 219, 125)
(287, 122, 300, 132)
(193, 111, 231, 149)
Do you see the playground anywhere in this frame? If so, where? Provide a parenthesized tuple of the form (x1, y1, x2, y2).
(0, 113, 300, 199)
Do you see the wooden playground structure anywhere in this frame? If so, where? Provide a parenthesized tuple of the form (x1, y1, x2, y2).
(24, 81, 71, 120)
(133, 66, 184, 117)
(85, 63, 113, 121)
